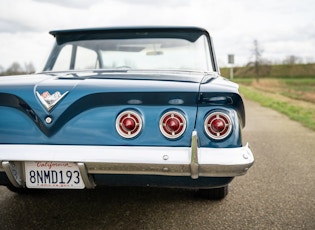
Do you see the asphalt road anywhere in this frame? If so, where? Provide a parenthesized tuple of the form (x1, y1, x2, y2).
(0, 99, 314, 230)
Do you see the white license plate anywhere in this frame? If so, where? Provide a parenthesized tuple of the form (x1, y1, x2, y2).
(25, 162, 85, 189)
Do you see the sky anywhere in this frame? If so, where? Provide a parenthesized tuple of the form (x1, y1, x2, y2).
(0, 0, 314, 71)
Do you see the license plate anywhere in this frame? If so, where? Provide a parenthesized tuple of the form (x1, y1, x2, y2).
(25, 162, 85, 189)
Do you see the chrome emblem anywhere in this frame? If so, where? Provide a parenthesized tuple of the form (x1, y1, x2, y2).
(36, 91, 69, 112)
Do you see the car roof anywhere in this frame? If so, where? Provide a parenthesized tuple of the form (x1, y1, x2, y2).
(49, 26, 210, 45)
(49, 26, 209, 36)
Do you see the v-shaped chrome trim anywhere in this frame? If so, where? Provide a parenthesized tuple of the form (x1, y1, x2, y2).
(36, 91, 69, 112)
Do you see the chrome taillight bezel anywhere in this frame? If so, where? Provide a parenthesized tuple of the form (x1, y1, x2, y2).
(159, 111, 186, 139)
(116, 110, 142, 138)
(204, 111, 232, 140)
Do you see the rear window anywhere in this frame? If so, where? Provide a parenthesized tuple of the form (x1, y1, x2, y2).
(45, 32, 214, 72)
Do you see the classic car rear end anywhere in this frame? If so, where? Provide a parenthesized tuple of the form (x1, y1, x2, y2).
(0, 27, 253, 199)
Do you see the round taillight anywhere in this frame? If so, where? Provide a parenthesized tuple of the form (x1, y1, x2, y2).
(204, 112, 232, 140)
(160, 111, 186, 139)
(116, 110, 142, 138)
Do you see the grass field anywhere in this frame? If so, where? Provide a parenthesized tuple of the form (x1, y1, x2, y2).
(234, 78, 315, 104)
(220, 63, 315, 78)
(233, 78, 315, 131)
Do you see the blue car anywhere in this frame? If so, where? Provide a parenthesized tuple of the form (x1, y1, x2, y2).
(0, 26, 254, 199)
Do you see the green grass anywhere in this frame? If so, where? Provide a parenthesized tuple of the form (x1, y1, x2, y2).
(239, 86, 315, 131)
(282, 78, 315, 93)
(232, 78, 254, 85)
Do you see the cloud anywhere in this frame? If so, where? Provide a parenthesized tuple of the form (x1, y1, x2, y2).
(0, 32, 53, 70)
(33, 0, 192, 10)
(114, 0, 192, 7)
(33, 0, 104, 9)
(0, 19, 35, 33)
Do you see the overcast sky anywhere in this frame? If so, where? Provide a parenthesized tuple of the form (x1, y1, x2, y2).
(0, 0, 314, 71)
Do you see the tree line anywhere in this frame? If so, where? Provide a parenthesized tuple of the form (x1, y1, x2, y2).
(0, 62, 36, 76)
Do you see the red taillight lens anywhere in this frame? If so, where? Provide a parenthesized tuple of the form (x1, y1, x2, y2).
(116, 110, 142, 138)
(160, 111, 186, 139)
(204, 112, 232, 140)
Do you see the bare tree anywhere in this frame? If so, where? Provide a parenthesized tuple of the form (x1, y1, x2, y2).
(252, 39, 263, 81)
(0, 65, 4, 75)
(283, 55, 302, 65)
(24, 62, 36, 74)
(6, 62, 23, 75)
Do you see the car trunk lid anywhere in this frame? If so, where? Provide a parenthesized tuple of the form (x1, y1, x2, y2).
(0, 72, 213, 146)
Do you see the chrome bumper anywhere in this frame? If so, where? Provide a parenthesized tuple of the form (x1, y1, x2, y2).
(0, 131, 254, 188)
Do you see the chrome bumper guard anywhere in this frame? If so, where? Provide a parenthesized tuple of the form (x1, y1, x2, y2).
(0, 131, 254, 188)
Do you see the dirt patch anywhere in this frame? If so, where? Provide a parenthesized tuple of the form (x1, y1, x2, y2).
(251, 79, 284, 93)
